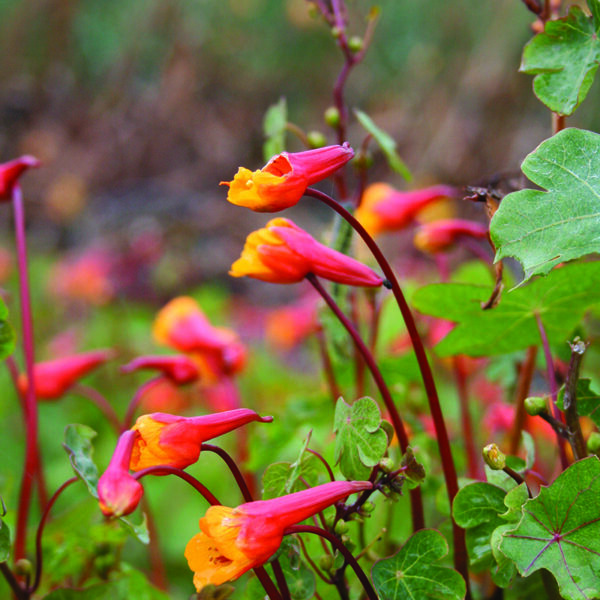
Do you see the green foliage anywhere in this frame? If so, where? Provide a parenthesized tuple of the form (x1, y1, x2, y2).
(520, 1, 600, 115)
(557, 378, 600, 426)
(0, 297, 15, 360)
(263, 97, 288, 162)
(42, 564, 169, 600)
(333, 397, 388, 480)
(412, 261, 600, 356)
(372, 529, 466, 599)
(0, 513, 10, 563)
(64, 424, 100, 497)
(490, 128, 600, 280)
(354, 110, 412, 181)
(500, 456, 600, 600)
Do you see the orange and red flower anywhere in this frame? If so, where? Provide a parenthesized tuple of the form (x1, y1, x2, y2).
(153, 297, 246, 379)
(97, 430, 144, 517)
(0, 155, 40, 200)
(222, 144, 354, 212)
(185, 480, 372, 589)
(18, 349, 114, 400)
(230, 218, 383, 287)
(355, 183, 458, 236)
(414, 218, 488, 254)
(129, 409, 273, 471)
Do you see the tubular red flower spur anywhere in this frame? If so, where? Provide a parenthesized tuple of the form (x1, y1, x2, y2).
(230, 217, 383, 287)
(0, 155, 40, 200)
(414, 218, 488, 254)
(222, 143, 354, 212)
(184, 480, 372, 590)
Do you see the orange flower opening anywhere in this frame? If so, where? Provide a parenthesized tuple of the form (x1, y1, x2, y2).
(222, 144, 354, 212)
(185, 480, 372, 590)
(230, 218, 383, 287)
(129, 409, 273, 471)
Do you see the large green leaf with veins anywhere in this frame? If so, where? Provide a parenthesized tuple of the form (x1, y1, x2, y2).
(412, 261, 600, 356)
(500, 456, 600, 600)
(520, 1, 600, 115)
(490, 128, 600, 281)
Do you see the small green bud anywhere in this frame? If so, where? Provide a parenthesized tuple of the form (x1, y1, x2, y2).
(482, 443, 506, 470)
(361, 501, 375, 513)
(324, 106, 341, 128)
(348, 36, 363, 53)
(14, 559, 32, 578)
(306, 130, 327, 149)
(331, 26, 343, 38)
(319, 554, 334, 571)
(524, 396, 547, 416)
(379, 457, 395, 473)
(587, 432, 600, 454)
(334, 520, 349, 535)
(341, 535, 356, 553)
(306, 2, 319, 19)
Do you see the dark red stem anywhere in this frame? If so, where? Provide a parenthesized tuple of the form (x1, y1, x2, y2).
(0, 563, 27, 600)
(29, 477, 78, 593)
(12, 184, 40, 561)
(306, 273, 424, 533)
(284, 525, 378, 600)
(315, 323, 342, 403)
(453, 362, 481, 480)
(201, 444, 254, 502)
(534, 312, 569, 469)
(306, 448, 336, 482)
(72, 384, 122, 433)
(305, 187, 470, 597)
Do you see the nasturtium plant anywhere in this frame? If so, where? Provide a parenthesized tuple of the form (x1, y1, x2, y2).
(500, 457, 600, 600)
(412, 261, 600, 356)
(520, 0, 600, 116)
(490, 128, 600, 281)
(63, 424, 100, 497)
(0, 515, 9, 563)
(372, 529, 466, 600)
(333, 396, 388, 480)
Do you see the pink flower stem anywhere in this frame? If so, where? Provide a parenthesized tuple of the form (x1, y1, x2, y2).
(305, 187, 470, 597)
(284, 525, 378, 600)
(5, 356, 48, 510)
(122, 376, 163, 430)
(534, 312, 569, 469)
(201, 444, 254, 502)
(306, 273, 424, 533)
(29, 477, 78, 594)
(71, 384, 123, 433)
(12, 183, 40, 561)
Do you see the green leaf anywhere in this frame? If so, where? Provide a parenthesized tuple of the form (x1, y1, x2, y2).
(520, 2, 600, 115)
(0, 514, 10, 563)
(0, 297, 15, 360)
(453, 482, 507, 529)
(401, 448, 426, 485)
(333, 397, 388, 480)
(412, 261, 600, 356)
(490, 129, 600, 280)
(118, 514, 149, 545)
(63, 424, 99, 497)
(276, 538, 316, 600)
(500, 456, 600, 600)
(372, 529, 466, 600)
(354, 109, 412, 181)
(263, 97, 287, 161)
(557, 378, 600, 426)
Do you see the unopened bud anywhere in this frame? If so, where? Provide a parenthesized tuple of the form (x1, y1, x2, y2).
(361, 501, 375, 513)
(341, 535, 355, 552)
(14, 559, 32, 577)
(482, 443, 506, 470)
(379, 457, 394, 473)
(319, 554, 334, 571)
(524, 396, 547, 416)
(353, 151, 373, 170)
(324, 106, 341, 128)
(331, 26, 343, 38)
(307, 130, 327, 149)
(587, 432, 600, 454)
(348, 36, 363, 53)
(334, 520, 349, 535)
